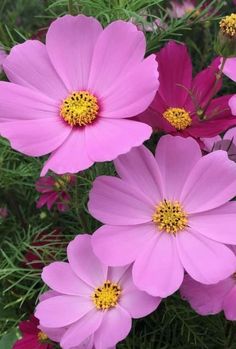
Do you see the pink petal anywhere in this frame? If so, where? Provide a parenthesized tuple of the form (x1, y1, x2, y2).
(156, 41, 192, 106)
(61, 309, 103, 349)
(35, 295, 93, 328)
(85, 118, 152, 162)
(92, 223, 156, 266)
(155, 135, 201, 199)
(114, 145, 164, 205)
(94, 307, 131, 349)
(181, 150, 236, 213)
(46, 15, 102, 90)
(107, 265, 130, 284)
(41, 128, 93, 175)
(189, 202, 236, 244)
(222, 57, 236, 82)
(46, 192, 58, 210)
(99, 55, 159, 118)
(176, 229, 236, 284)
(119, 267, 161, 318)
(67, 235, 107, 288)
(229, 95, 236, 115)
(42, 262, 92, 296)
(223, 286, 236, 320)
(0, 118, 71, 157)
(133, 233, 184, 297)
(88, 176, 154, 225)
(39, 325, 66, 342)
(191, 58, 221, 108)
(88, 20, 145, 97)
(4, 40, 68, 100)
(180, 274, 234, 315)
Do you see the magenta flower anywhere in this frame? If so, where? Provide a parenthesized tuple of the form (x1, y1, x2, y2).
(36, 174, 75, 211)
(13, 315, 53, 349)
(138, 41, 236, 138)
(180, 248, 236, 320)
(35, 234, 161, 349)
(89, 135, 236, 298)
(0, 15, 158, 175)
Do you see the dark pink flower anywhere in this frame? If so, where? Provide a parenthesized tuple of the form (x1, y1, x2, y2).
(139, 41, 236, 139)
(36, 174, 76, 212)
(13, 315, 53, 349)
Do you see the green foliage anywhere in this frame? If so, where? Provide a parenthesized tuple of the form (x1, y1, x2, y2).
(0, 0, 236, 348)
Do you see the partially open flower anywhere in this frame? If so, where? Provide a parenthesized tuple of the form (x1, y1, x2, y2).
(216, 13, 236, 57)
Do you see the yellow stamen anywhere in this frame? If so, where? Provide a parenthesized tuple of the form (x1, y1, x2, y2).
(54, 174, 71, 190)
(153, 199, 188, 234)
(92, 281, 121, 310)
(220, 13, 236, 38)
(37, 331, 48, 342)
(60, 91, 99, 127)
(163, 107, 192, 130)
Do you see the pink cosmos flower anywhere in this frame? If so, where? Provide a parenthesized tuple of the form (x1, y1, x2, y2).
(0, 15, 158, 175)
(138, 41, 236, 138)
(180, 247, 236, 320)
(36, 174, 76, 211)
(35, 234, 161, 349)
(13, 315, 53, 349)
(168, 0, 196, 18)
(202, 127, 236, 162)
(89, 135, 236, 298)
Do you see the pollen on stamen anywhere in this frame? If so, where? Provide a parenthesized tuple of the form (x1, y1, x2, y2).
(163, 107, 192, 130)
(153, 199, 188, 234)
(220, 13, 236, 38)
(60, 91, 99, 127)
(92, 280, 121, 311)
(37, 331, 48, 342)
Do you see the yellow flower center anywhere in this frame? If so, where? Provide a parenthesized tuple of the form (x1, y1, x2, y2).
(37, 331, 48, 342)
(153, 199, 188, 234)
(220, 13, 236, 38)
(60, 91, 99, 127)
(92, 281, 121, 310)
(163, 107, 192, 130)
(54, 174, 71, 190)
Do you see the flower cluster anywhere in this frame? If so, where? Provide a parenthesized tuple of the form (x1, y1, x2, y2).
(3, 10, 236, 349)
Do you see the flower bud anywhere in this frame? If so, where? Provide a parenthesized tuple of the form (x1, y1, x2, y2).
(215, 13, 236, 57)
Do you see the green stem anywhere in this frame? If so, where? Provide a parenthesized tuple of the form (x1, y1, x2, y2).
(68, 0, 74, 15)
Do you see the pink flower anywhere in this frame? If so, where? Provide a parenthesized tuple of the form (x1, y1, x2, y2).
(0, 207, 7, 218)
(138, 41, 236, 138)
(0, 15, 159, 175)
(35, 234, 161, 349)
(89, 135, 236, 298)
(0, 46, 7, 72)
(13, 315, 53, 349)
(180, 248, 236, 320)
(168, 0, 196, 18)
(202, 127, 236, 162)
(36, 174, 76, 211)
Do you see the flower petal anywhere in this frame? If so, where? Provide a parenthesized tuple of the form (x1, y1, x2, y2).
(94, 306, 131, 349)
(180, 274, 234, 315)
(114, 145, 163, 205)
(35, 295, 93, 328)
(155, 135, 201, 199)
(176, 229, 236, 284)
(222, 57, 236, 82)
(223, 286, 236, 320)
(67, 235, 107, 288)
(189, 202, 236, 244)
(229, 95, 236, 115)
(4, 40, 68, 100)
(46, 15, 103, 90)
(88, 20, 145, 97)
(99, 55, 159, 118)
(119, 267, 161, 318)
(85, 118, 152, 162)
(180, 150, 236, 213)
(156, 41, 192, 106)
(41, 128, 93, 175)
(60, 309, 103, 349)
(133, 233, 184, 297)
(92, 223, 156, 266)
(88, 176, 154, 225)
(42, 262, 92, 296)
